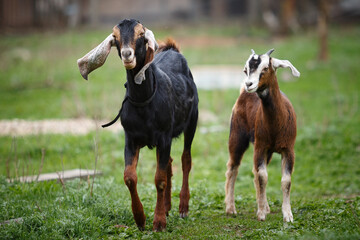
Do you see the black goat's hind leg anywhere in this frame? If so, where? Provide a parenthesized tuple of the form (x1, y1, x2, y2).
(179, 109, 197, 218)
(165, 157, 173, 216)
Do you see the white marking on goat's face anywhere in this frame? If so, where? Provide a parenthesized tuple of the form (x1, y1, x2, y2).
(243, 53, 271, 93)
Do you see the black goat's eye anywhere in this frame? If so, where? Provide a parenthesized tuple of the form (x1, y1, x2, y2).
(244, 69, 248, 75)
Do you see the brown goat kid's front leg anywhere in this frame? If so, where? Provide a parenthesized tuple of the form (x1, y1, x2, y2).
(253, 149, 270, 221)
(123, 145, 146, 230)
(153, 144, 171, 231)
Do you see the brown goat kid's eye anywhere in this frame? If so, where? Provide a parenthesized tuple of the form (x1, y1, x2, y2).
(263, 67, 269, 72)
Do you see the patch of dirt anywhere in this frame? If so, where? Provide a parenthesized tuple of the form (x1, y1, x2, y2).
(0, 118, 122, 136)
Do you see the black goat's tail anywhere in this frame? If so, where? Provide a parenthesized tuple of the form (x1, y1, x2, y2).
(157, 38, 180, 53)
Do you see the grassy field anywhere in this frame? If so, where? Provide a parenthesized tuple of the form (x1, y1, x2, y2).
(0, 22, 360, 239)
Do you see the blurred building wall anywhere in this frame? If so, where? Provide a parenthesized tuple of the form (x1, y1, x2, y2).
(0, 0, 358, 31)
(0, 0, 35, 28)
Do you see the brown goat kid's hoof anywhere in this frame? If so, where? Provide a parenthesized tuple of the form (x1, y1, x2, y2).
(257, 210, 267, 221)
(225, 204, 237, 215)
(179, 210, 188, 218)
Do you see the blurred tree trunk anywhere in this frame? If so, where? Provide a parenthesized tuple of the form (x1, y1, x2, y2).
(210, 0, 226, 19)
(280, 0, 296, 35)
(248, 0, 261, 25)
(89, 0, 98, 26)
(318, 0, 328, 61)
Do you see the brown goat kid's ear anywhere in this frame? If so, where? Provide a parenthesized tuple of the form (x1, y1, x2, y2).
(271, 58, 300, 77)
(77, 34, 115, 80)
(144, 28, 158, 65)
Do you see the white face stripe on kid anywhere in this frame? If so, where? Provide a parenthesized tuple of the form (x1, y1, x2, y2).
(242, 49, 301, 93)
(243, 53, 271, 93)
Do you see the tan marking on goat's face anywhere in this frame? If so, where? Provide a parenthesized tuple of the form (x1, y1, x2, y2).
(112, 25, 121, 45)
(134, 23, 145, 42)
(113, 23, 146, 70)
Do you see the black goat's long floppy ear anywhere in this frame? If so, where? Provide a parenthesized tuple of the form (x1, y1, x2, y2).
(77, 34, 115, 80)
(144, 28, 158, 65)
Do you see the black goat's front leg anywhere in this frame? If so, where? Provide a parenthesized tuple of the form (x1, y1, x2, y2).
(153, 142, 172, 231)
(123, 137, 145, 230)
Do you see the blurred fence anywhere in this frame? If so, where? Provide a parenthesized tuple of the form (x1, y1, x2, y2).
(0, 0, 359, 31)
(0, 0, 87, 30)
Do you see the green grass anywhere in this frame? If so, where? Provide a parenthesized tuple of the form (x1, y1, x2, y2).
(0, 23, 360, 239)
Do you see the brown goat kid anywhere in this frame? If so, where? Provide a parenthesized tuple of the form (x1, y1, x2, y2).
(225, 49, 300, 222)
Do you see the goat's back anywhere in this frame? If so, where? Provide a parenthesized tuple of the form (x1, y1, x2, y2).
(152, 50, 198, 136)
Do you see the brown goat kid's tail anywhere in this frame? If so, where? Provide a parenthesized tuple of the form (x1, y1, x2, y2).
(157, 38, 180, 53)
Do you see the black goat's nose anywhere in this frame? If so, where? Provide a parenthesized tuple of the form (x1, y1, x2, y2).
(122, 50, 132, 58)
(246, 82, 253, 87)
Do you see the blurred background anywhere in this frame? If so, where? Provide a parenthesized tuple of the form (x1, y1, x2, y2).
(1, 0, 359, 66)
(1, 0, 360, 31)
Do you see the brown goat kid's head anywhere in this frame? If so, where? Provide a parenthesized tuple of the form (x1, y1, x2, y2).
(243, 49, 300, 93)
(77, 19, 158, 80)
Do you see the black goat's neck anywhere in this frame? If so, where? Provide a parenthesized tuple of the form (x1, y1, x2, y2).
(126, 65, 155, 103)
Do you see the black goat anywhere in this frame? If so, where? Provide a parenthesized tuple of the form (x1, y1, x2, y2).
(77, 19, 198, 231)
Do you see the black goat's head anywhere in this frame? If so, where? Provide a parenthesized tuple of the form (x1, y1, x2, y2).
(113, 19, 158, 70)
(77, 19, 158, 80)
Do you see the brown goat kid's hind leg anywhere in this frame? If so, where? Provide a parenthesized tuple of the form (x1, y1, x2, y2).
(225, 126, 249, 215)
(281, 149, 295, 222)
(225, 158, 239, 215)
(123, 147, 146, 230)
(165, 157, 173, 216)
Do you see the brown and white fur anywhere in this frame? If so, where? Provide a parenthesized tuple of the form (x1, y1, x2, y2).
(225, 49, 300, 222)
